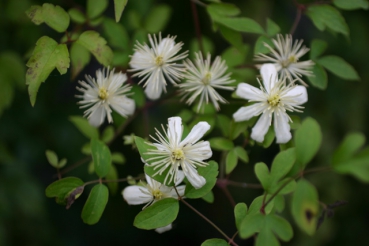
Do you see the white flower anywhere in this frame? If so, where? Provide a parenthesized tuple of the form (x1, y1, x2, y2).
(76, 68, 135, 127)
(179, 52, 235, 112)
(129, 33, 188, 100)
(146, 117, 212, 189)
(122, 171, 186, 209)
(255, 34, 314, 85)
(233, 64, 308, 144)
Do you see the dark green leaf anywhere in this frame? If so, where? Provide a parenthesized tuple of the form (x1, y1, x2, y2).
(266, 18, 280, 36)
(318, 55, 360, 81)
(207, 3, 240, 17)
(185, 161, 218, 198)
(144, 4, 172, 33)
(45, 150, 58, 167)
(178, 109, 193, 123)
(114, 0, 128, 22)
(91, 138, 111, 178)
(87, 0, 108, 19)
(134, 198, 179, 229)
(216, 114, 231, 137)
(81, 184, 109, 225)
(270, 148, 296, 182)
(189, 36, 214, 60)
(209, 137, 234, 151)
(102, 18, 129, 49)
(219, 25, 243, 50)
(70, 42, 91, 80)
(201, 239, 229, 246)
(131, 85, 145, 108)
(214, 17, 264, 34)
(106, 165, 118, 194)
(254, 35, 274, 55)
(332, 132, 366, 165)
(221, 45, 248, 68)
(226, 148, 238, 174)
(308, 63, 328, 90)
(234, 146, 249, 163)
(333, 0, 369, 10)
(45, 177, 84, 198)
(69, 116, 99, 139)
(234, 202, 247, 230)
(310, 39, 327, 59)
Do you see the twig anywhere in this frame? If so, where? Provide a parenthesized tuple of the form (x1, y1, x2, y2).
(190, 0, 204, 55)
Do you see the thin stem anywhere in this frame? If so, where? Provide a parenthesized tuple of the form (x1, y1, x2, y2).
(59, 156, 91, 176)
(221, 186, 236, 207)
(191, 0, 207, 7)
(290, 0, 305, 35)
(83, 176, 143, 187)
(226, 180, 263, 189)
(173, 186, 238, 246)
(190, 0, 204, 55)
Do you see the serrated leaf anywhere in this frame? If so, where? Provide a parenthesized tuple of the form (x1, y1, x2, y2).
(26, 36, 70, 106)
(226, 148, 238, 174)
(306, 5, 349, 37)
(45, 150, 58, 167)
(25, 5, 44, 25)
(295, 117, 322, 168)
(134, 198, 179, 230)
(291, 179, 319, 235)
(144, 4, 172, 33)
(45, 177, 84, 198)
(70, 42, 91, 80)
(102, 18, 129, 49)
(114, 0, 128, 22)
(209, 137, 234, 151)
(308, 63, 328, 90)
(69, 116, 99, 138)
(91, 138, 111, 178)
(333, 0, 369, 10)
(87, 0, 108, 19)
(81, 184, 109, 225)
(77, 30, 113, 66)
(318, 55, 360, 81)
(266, 18, 280, 36)
(310, 39, 327, 59)
(234, 202, 247, 230)
(68, 8, 86, 24)
(185, 161, 218, 198)
(270, 148, 296, 182)
(41, 3, 70, 33)
(201, 239, 229, 246)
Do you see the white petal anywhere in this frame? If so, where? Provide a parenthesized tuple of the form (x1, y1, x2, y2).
(185, 164, 206, 189)
(155, 224, 172, 234)
(158, 38, 175, 55)
(235, 83, 264, 101)
(88, 105, 106, 127)
(167, 117, 183, 144)
(181, 122, 210, 146)
(110, 96, 135, 117)
(122, 186, 153, 205)
(145, 76, 163, 100)
(274, 112, 292, 144)
(251, 112, 271, 143)
(260, 64, 278, 92)
(169, 185, 186, 198)
(189, 141, 212, 160)
(233, 103, 266, 122)
(283, 85, 308, 105)
(175, 170, 185, 185)
(108, 73, 127, 92)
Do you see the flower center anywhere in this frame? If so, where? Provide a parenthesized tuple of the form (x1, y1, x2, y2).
(201, 72, 212, 85)
(172, 148, 185, 161)
(155, 56, 164, 66)
(152, 189, 163, 200)
(98, 87, 108, 100)
(267, 94, 280, 107)
(281, 55, 298, 68)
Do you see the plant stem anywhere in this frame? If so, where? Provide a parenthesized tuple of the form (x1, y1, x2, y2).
(190, 0, 204, 55)
(290, 1, 305, 35)
(226, 180, 263, 189)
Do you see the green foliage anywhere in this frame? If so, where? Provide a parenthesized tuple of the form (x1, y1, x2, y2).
(45, 150, 67, 168)
(234, 146, 249, 163)
(69, 116, 99, 139)
(101, 126, 115, 143)
(130, 85, 145, 108)
(209, 137, 234, 151)
(333, 0, 369, 10)
(266, 18, 280, 36)
(106, 165, 118, 194)
(45, 177, 84, 205)
(306, 5, 349, 37)
(295, 118, 322, 168)
(87, 0, 108, 19)
(308, 63, 328, 90)
(185, 161, 218, 198)
(91, 138, 111, 178)
(133, 198, 179, 230)
(222, 45, 248, 68)
(201, 238, 229, 246)
(226, 148, 238, 174)
(111, 152, 126, 164)
(202, 191, 214, 203)
(41, 3, 70, 32)
(291, 179, 319, 235)
(219, 25, 243, 50)
(25, 6, 44, 25)
(68, 8, 86, 24)
(81, 184, 109, 225)
(76, 31, 113, 67)
(144, 4, 172, 33)
(189, 36, 214, 59)
(114, 0, 129, 22)
(26, 36, 70, 106)
(234, 202, 247, 230)
(310, 39, 328, 60)
(70, 42, 91, 79)
(317, 55, 360, 81)
(254, 36, 273, 55)
(255, 214, 293, 246)
(103, 18, 129, 49)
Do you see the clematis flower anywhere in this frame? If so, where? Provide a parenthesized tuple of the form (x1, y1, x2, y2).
(76, 68, 135, 127)
(179, 52, 235, 112)
(233, 64, 308, 144)
(129, 33, 188, 100)
(254, 34, 314, 85)
(146, 116, 212, 189)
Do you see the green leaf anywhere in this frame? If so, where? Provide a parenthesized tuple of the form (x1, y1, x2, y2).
(221, 45, 248, 68)
(201, 239, 229, 246)
(45, 177, 84, 198)
(310, 39, 327, 59)
(333, 0, 369, 10)
(131, 84, 145, 108)
(189, 36, 214, 60)
(134, 198, 179, 230)
(101, 126, 114, 143)
(58, 158, 67, 168)
(214, 17, 265, 34)
(332, 132, 366, 165)
(45, 150, 58, 167)
(216, 114, 231, 137)
(234, 202, 247, 230)
(87, 0, 108, 19)
(111, 152, 126, 164)
(266, 18, 280, 36)
(144, 4, 172, 33)
(77, 30, 113, 67)
(306, 5, 349, 37)
(291, 179, 319, 236)
(262, 127, 275, 148)
(41, 3, 70, 33)
(256, 227, 279, 246)
(26, 36, 70, 106)
(248, 195, 274, 216)
(0, 51, 25, 89)
(226, 148, 238, 174)
(267, 214, 293, 241)
(209, 137, 234, 151)
(81, 184, 109, 225)
(178, 109, 193, 123)
(219, 25, 243, 50)
(68, 8, 86, 24)
(273, 195, 285, 213)
(185, 161, 218, 198)
(207, 3, 240, 17)
(102, 18, 129, 49)
(91, 138, 111, 178)
(25, 5, 44, 25)
(114, 0, 128, 22)
(255, 162, 271, 190)
(254, 36, 273, 55)
(239, 213, 264, 239)
(270, 148, 296, 182)
(106, 165, 118, 194)
(271, 178, 296, 195)
(295, 117, 322, 168)
(69, 116, 99, 139)
(70, 42, 91, 80)
(202, 191, 214, 203)
(234, 146, 249, 163)
(308, 63, 328, 90)
(317, 55, 360, 81)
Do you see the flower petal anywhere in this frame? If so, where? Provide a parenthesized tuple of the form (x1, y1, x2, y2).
(110, 96, 135, 118)
(108, 72, 127, 92)
(188, 141, 212, 160)
(274, 112, 292, 144)
(235, 83, 264, 101)
(233, 103, 266, 122)
(251, 112, 271, 143)
(184, 164, 206, 189)
(283, 85, 308, 105)
(155, 224, 173, 234)
(175, 170, 185, 185)
(260, 63, 278, 92)
(144, 73, 163, 100)
(181, 122, 210, 146)
(169, 185, 186, 198)
(122, 186, 153, 205)
(167, 117, 183, 144)
(157, 38, 175, 56)
(88, 104, 106, 127)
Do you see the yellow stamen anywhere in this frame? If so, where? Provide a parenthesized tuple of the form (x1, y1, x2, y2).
(155, 56, 164, 66)
(201, 72, 212, 85)
(152, 189, 163, 200)
(98, 88, 108, 100)
(268, 94, 280, 107)
(172, 149, 184, 161)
